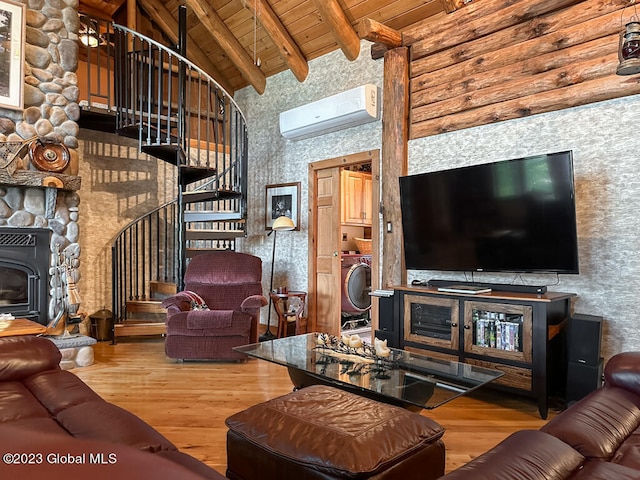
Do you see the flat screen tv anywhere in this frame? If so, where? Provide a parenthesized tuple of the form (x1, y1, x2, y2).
(399, 151, 579, 274)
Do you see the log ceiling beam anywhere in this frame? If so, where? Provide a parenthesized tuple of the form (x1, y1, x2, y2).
(242, 0, 308, 82)
(79, 1, 120, 18)
(358, 18, 402, 60)
(311, 0, 360, 61)
(357, 18, 402, 48)
(138, 0, 233, 94)
(186, 0, 267, 94)
(442, 0, 470, 14)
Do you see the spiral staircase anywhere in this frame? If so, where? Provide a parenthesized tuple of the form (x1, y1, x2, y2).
(78, 13, 248, 340)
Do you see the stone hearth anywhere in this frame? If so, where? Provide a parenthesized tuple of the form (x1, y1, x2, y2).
(45, 335, 96, 370)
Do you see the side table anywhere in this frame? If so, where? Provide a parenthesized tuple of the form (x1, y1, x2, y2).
(270, 291, 307, 338)
(0, 318, 47, 337)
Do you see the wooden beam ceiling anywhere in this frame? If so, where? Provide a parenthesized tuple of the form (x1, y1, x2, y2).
(186, 0, 267, 94)
(311, 0, 360, 61)
(78, 0, 453, 93)
(241, 0, 308, 82)
(137, 0, 233, 94)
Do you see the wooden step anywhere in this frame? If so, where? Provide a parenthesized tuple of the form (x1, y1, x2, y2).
(150, 281, 177, 298)
(114, 321, 166, 340)
(126, 299, 166, 315)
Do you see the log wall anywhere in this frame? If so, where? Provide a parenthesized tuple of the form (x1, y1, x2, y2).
(407, 0, 640, 139)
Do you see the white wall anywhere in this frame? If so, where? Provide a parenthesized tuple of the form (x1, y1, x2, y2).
(234, 41, 383, 313)
(235, 40, 640, 359)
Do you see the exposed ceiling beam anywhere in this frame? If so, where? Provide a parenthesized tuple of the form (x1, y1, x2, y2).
(138, 0, 233, 94)
(311, 0, 360, 61)
(358, 19, 403, 61)
(442, 0, 470, 14)
(78, 1, 117, 19)
(357, 18, 402, 48)
(186, 0, 267, 94)
(242, 0, 308, 82)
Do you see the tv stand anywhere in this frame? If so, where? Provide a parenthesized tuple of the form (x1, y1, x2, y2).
(427, 279, 547, 295)
(386, 286, 576, 418)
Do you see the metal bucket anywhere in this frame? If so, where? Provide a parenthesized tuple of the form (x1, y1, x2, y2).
(89, 308, 114, 341)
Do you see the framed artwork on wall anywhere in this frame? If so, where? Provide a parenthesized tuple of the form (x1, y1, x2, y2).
(265, 182, 300, 231)
(0, 0, 25, 110)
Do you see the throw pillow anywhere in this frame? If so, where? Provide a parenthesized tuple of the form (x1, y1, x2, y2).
(181, 291, 209, 311)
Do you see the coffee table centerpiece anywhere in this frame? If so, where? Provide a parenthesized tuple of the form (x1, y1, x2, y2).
(234, 333, 503, 410)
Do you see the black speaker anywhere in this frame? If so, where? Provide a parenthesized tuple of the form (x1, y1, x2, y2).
(377, 295, 395, 331)
(376, 295, 399, 348)
(568, 314, 602, 366)
(566, 358, 603, 404)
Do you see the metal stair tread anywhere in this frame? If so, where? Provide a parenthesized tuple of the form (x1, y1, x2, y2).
(182, 189, 242, 204)
(186, 229, 245, 240)
(184, 210, 244, 222)
(186, 247, 231, 256)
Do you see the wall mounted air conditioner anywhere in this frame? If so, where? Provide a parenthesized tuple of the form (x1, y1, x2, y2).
(279, 84, 380, 141)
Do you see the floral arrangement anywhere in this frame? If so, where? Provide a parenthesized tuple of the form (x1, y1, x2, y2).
(314, 332, 391, 360)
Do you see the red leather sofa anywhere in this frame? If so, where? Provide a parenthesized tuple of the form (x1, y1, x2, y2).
(439, 352, 640, 480)
(0, 335, 225, 479)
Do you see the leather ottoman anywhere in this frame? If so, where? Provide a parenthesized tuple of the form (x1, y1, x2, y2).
(225, 385, 445, 480)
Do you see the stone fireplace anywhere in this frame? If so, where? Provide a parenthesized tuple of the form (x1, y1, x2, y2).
(0, 187, 80, 325)
(0, 1, 82, 326)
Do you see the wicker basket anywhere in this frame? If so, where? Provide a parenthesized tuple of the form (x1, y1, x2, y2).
(354, 237, 372, 254)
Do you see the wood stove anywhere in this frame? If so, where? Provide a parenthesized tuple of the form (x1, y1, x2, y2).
(0, 228, 50, 325)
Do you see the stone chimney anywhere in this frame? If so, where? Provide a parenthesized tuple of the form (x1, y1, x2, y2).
(0, 0, 82, 323)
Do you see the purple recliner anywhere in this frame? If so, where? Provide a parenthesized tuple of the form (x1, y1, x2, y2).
(161, 251, 267, 361)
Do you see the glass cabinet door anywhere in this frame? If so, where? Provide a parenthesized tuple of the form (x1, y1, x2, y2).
(463, 301, 532, 363)
(403, 294, 459, 351)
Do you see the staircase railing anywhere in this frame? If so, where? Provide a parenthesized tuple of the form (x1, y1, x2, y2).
(108, 25, 248, 321)
(111, 201, 178, 321)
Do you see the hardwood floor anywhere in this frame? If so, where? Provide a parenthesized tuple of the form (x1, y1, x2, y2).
(74, 338, 557, 477)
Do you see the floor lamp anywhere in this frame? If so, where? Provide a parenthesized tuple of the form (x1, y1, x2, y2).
(259, 215, 295, 342)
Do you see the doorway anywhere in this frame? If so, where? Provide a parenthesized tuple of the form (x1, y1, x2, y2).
(307, 150, 380, 338)
(339, 164, 373, 342)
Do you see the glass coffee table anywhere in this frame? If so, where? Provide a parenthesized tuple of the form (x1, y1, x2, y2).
(234, 333, 503, 411)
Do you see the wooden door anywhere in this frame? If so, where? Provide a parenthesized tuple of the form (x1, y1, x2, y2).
(310, 167, 341, 335)
(308, 151, 380, 336)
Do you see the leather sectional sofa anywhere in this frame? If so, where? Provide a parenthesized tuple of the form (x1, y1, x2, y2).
(0, 335, 225, 479)
(439, 351, 640, 479)
(4, 333, 640, 480)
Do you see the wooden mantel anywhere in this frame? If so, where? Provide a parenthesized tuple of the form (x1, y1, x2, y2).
(0, 169, 81, 191)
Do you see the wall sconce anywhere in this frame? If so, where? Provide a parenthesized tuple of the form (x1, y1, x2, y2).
(617, 3, 640, 75)
(80, 30, 99, 48)
(79, 16, 100, 48)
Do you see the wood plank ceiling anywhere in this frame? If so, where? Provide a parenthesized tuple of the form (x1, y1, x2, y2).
(77, 0, 457, 94)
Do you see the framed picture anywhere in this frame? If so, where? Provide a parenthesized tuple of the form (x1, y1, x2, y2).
(0, 0, 25, 110)
(265, 182, 300, 231)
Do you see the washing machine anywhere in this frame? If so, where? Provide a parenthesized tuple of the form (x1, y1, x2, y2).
(341, 254, 372, 314)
